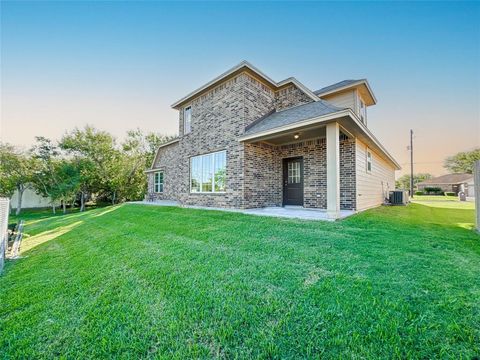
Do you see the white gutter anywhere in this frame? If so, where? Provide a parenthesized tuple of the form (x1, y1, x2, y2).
(347, 110, 400, 169)
(238, 110, 351, 142)
(238, 108, 401, 170)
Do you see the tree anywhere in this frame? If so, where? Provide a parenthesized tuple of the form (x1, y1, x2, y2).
(31, 137, 81, 214)
(51, 160, 81, 213)
(30, 137, 60, 213)
(116, 129, 175, 202)
(0, 143, 35, 215)
(396, 173, 433, 190)
(59, 126, 117, 211)
(444, 148, 480, 174)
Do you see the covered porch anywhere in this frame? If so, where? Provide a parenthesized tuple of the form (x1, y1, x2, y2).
(242, 118, 353, 219)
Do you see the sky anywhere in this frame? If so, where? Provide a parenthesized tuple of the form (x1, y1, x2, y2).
(1, 1, 479, 177)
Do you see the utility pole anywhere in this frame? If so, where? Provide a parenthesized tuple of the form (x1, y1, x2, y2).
(410, 129, 414, 198)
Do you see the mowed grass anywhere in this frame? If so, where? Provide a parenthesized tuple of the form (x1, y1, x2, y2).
(0, 201, 479, 358)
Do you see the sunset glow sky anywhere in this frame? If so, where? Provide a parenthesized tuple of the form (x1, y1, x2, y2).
(1, 1, 479, 176)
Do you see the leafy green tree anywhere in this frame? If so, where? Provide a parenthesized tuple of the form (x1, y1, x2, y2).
(59, 126, 117, 211)
(118, 129, 175, 201)
(31, 137, 81, 214)
(51, 160, 82, 213)
(444, 148, 480, 174)
(395, 173, 433, 190)
(0, 143, 35, 215)
(31, 137, 61, 213)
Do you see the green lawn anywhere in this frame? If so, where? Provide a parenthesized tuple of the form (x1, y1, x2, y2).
(0, 201, 479, 358)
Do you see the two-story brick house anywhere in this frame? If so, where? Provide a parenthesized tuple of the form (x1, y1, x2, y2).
(146, 61, 400, 219)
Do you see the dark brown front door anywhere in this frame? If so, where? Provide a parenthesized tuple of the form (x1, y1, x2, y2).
(283, 157, 304, 206)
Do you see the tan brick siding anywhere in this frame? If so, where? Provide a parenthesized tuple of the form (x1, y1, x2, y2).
(149, 71, 357, 210)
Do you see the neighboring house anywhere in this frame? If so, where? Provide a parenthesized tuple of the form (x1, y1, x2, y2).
(147, 61, 400, 218)
(417, 173, 474, 195)
(10, 187, 59, 210)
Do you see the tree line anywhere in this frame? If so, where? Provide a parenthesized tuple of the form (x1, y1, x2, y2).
(0, 126, 174, 215)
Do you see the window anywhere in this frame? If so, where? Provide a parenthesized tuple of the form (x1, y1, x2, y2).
(184, 106, 192, 134)
(288, 161, 301, 184)
(359, 99, 367, 124)
(154, 171, 164, 193)
(366, 149, 372, 173)
(190, 150, 226, 193)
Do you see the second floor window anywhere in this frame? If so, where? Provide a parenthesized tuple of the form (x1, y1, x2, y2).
(184, 106, 192, 134)
(359, 100, 367, 124)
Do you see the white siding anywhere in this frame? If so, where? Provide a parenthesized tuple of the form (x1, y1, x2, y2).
(356, 139, 396, 211)
(10, 187, 58, 209)
(322, 90, 357, 114)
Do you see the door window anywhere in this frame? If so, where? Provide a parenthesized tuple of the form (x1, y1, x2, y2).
(288, 161, 301, 184)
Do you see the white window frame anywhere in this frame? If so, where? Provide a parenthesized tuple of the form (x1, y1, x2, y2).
(359, 99, 367, 124)
(366, 148, 372, 173)
(184, 106, 192, 134)
(154, 171, 164, 193)
(190, 150, 226, 194)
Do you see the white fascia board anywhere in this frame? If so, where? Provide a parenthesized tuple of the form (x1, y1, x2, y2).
(238, 108, 400, 170)
(144, 168, 163, 174)
(317, 80, 377, 105)
(277, 77, 320, 102)
(238, 110, 351, 142)
(171, 61, 278, 109)
(347, 110, 400, 169)
(171, 61, 319, 109)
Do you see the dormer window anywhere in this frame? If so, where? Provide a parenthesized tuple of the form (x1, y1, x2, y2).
(359, 99, 367, 124)
(184, 106, 192, 134)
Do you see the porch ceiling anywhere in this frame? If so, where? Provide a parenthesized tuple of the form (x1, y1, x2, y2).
(252, 123, 327, 145)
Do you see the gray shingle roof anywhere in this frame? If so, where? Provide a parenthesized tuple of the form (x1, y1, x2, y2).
(244, 100, 344, 136)
(314, 79, 363, 96)
(418, 173, 473, 185)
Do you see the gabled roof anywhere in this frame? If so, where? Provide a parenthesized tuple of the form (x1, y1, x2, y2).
(418, 173, 473, 185)
(314, 80, 361, 95)
(149, 138, 180, 169)
(244, 100, 343, 136)
(314, 79, 377, 105)
(171, 60, 319, 109)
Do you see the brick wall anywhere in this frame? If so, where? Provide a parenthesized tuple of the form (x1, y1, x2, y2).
(339, 137, 356, 210)
(275, 84, 313, 111)
(149, 71, 357, 210)
(243, 136, 356, 210)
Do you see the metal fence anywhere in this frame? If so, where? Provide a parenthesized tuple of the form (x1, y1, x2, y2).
(0, 198, 10, 273)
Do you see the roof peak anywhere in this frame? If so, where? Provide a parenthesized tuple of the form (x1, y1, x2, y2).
(171, 61, 319, 109)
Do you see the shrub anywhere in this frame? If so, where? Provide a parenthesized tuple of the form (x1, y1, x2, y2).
(424, 187, 443, 195)
(444, 192, 456, 196)
(415, 191, 424, 195)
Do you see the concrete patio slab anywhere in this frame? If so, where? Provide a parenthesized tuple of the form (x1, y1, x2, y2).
(130, 201, 355, 221)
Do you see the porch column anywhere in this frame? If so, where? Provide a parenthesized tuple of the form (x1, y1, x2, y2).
(326, 122, 340, 219)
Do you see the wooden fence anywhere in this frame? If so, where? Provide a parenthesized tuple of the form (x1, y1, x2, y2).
(0, 198, 9, 273)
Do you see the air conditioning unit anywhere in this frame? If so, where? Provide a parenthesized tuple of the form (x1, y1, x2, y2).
(389, 190, 408, 205)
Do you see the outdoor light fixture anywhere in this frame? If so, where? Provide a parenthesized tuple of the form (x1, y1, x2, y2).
(294, 133, 300, 139)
